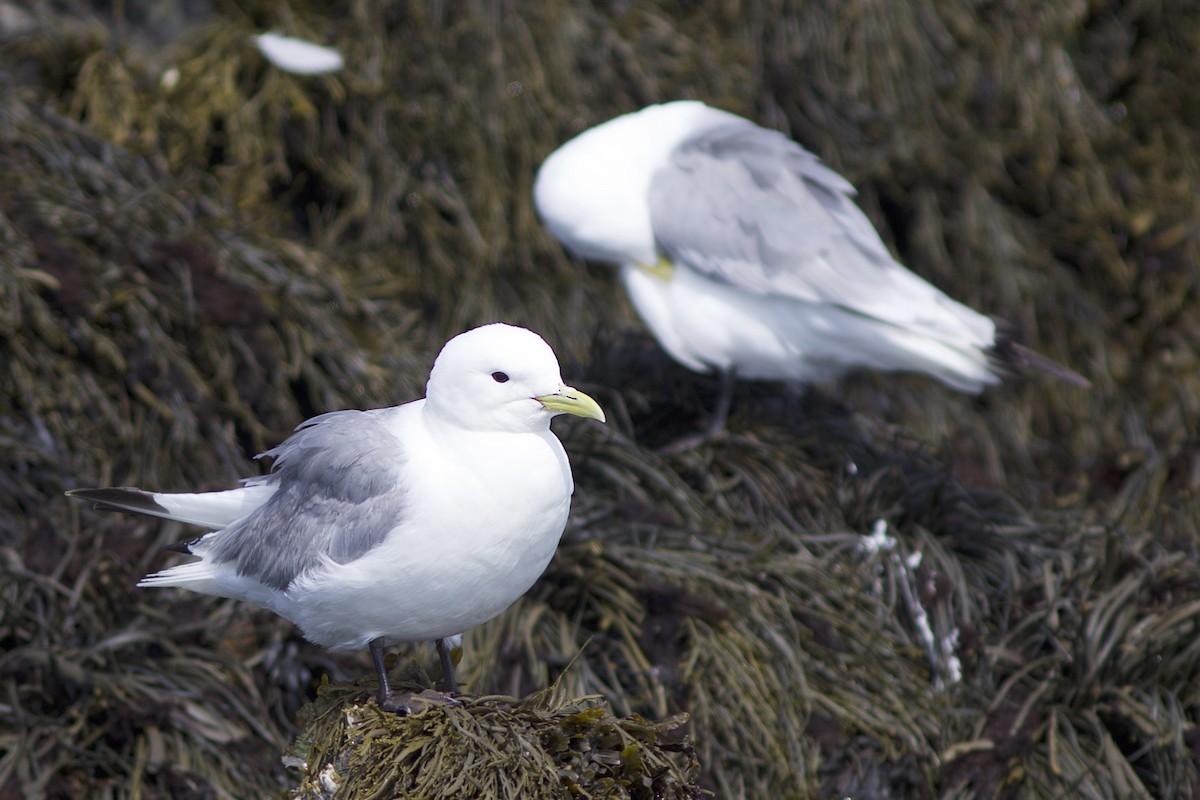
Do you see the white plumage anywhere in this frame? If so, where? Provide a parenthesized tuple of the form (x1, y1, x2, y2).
(69, 323, 604, 708)
(534, 101, 1003, 400)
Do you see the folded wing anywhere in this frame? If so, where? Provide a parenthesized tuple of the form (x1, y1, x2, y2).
(72, 409, 408, 592)
(647, 121, 995, 350)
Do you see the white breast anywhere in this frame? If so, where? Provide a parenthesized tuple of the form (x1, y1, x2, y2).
(282, 415, 573, 651)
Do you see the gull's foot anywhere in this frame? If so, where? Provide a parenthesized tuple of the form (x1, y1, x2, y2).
(379, 688, 462, 715)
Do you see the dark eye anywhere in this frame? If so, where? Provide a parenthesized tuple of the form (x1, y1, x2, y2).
(491, 371, 510, 383)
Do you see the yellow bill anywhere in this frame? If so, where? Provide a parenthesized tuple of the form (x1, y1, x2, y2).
(536, 386, 606, 423)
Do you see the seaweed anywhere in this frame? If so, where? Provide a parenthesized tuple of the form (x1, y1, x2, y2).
(286, 679, 701, 800)
(1, 0, 1198, 797)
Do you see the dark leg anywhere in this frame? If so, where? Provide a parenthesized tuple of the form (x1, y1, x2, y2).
(371, 636, 462, 713)
(660, 368, 737, 454)
(706, 367, 737, 439)
(436, 638, 459, 694)
(369, 637, 391, 705)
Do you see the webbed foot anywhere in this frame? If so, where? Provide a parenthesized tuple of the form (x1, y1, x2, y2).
(379, 688, 462, 715)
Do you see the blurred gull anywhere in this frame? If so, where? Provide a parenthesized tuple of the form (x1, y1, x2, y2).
(254, 32, 344, 75)
(69, 324, 604, 711)
(535, 101, 1084, 441)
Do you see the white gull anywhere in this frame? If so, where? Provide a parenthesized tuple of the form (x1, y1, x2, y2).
(535, 101, 1083, 439)
(69, 323, 605, 710)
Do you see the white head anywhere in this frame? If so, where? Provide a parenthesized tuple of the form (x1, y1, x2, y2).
(534, 101, 742, 266)
(425, 323, 605, 433)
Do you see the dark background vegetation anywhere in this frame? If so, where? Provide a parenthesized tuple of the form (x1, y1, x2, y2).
(1, 0, 1197, 797)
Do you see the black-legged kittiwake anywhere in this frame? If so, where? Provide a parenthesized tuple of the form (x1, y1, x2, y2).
(534, 101, 1084, 439)
(68, 323, 605, 711)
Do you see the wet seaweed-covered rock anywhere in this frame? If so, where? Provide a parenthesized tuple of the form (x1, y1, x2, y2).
(2, 0, 1199, 798)
(0, 87, 373, 800)
(285, 680, 701, 800)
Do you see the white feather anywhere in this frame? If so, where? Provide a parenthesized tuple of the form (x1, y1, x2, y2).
(254, 33, 344, 76)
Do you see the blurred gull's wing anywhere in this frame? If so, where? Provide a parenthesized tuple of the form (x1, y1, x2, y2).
(647, 121, 993, 347)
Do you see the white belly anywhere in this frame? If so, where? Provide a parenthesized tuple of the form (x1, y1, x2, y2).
(620, 263, 994, 390)
(621, 263, 835, 381)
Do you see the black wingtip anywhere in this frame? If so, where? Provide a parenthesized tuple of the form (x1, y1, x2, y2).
(66, 487, 171, 515)
(990, 337, 1091, 389)
(164, 537, 201, 554)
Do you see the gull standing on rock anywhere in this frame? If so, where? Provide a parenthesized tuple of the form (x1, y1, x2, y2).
(68, 323, 605, 711)
(535, 101, 1082, 440)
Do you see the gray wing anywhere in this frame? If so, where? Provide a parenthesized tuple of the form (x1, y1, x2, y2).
(647, 121, 991, 341)
(200, 409, 407, 590)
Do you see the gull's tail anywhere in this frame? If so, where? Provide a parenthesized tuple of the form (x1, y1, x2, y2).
(137, 559, 222, 590)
